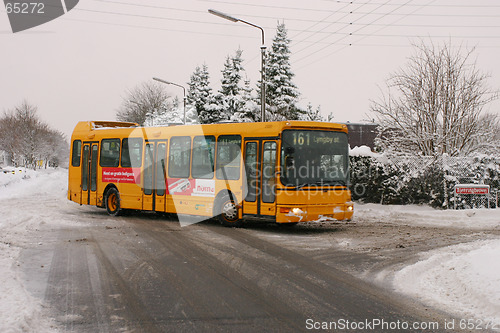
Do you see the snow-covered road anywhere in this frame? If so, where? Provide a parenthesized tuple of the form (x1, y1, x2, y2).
(1, 168, 499, 332)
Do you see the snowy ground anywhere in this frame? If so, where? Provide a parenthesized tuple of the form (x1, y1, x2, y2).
(393, 239, 500, 328)
(354, 204, 500, 328)
(356, 203, 500, 230)
(0, 167, 66, 333)
(0, 169, 499, 331)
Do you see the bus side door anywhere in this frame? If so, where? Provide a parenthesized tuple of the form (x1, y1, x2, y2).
(81, 142, 99, 206)
(243, 141, 259, 215)
(260, 140, 277, 217)
(243, 139, 277, 217)
(142, 141, 168, 212)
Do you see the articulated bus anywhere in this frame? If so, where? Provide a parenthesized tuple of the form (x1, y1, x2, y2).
(68, 121, 354, 226)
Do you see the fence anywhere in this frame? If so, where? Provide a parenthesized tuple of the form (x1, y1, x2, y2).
(349, 153, 500, 209)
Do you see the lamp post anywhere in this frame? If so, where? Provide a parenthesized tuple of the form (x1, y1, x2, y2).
(208, 9, 266, 122)
(152, 77, 187, 125)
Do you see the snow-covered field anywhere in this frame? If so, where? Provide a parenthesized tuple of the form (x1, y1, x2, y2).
(0, 168, 66, 333)
(0, 169, 499, 331)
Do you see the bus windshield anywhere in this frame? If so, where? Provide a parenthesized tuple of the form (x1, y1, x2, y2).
(281, 129, 349, 187)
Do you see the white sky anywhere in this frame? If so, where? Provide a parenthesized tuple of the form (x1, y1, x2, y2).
(1, 0, 500, 138)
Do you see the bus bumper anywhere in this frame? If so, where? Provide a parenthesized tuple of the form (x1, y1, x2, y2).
(276, 202, 354, 223)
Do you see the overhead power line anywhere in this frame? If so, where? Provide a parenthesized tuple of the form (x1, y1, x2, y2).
(294, 0, 409, 63)
(293, 0, 393, 56)
(295, 0, 440, 70)
(321, 0, 500, 8)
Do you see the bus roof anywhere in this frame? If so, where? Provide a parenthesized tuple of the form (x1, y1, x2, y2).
(71, 120, 348, 140)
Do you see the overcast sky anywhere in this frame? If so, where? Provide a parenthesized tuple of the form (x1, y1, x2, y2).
(1, 0, 500, 138)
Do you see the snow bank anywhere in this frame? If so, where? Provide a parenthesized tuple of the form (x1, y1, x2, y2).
(0, 167, 65, 333)
(355, 203, 500, 230)
(349, 145, 379, 157)
(393, 239, 500, 326)
(0, 167, 66, 200)
(357, 203, 500, 326)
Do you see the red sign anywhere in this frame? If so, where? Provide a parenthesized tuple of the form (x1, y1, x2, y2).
(102, 168, 140, 184)
(166, 178, 215, 197)
(455, 186, 489, 195)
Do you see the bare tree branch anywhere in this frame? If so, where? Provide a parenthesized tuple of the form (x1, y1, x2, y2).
(116, 81, 171, 125)
(370, 39, 499, 156)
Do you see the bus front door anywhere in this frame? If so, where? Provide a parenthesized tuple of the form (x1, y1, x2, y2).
(243, 139, 277, 217)
(81, 143, 99, 206)
(142, 141, 168, 212)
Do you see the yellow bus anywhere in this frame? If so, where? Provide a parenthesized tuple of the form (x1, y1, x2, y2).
(68, 120, 353, 226)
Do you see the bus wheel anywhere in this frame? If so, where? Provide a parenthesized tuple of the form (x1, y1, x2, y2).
(105, 188, 121, 216)
(217, 194, 242, 227)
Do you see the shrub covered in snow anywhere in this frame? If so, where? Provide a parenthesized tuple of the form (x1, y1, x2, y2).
(349, 150, 500, 209)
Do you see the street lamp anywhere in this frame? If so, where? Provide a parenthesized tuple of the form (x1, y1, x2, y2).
(208, 9, 266, 122)
(152, 77, 187, 125)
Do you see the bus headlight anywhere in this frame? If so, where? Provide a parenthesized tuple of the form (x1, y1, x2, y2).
(292, 208, 304, 215)
(347, 205, 354, 212)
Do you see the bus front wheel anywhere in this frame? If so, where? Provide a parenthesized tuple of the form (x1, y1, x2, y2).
(105, 187, 122, 216)
(217, 194, 242, 227)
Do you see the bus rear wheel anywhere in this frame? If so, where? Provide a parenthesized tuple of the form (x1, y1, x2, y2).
(105, 187, 122, 216)
(217, 194, 242, 227)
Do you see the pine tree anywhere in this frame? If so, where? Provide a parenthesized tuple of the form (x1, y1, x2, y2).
(260, 22, 303, 121)
(220, 49, 244, 118)
(187, 64, 225, 124)
(231, 77, 259, 122)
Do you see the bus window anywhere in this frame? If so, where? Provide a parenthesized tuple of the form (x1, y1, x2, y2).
(144, 143, 154, 195)
(100, 139, 120, 167)
(121, 138, 143, 168)
(71, 140, 81, 167)
(244, 142, 258, 202)
(192, 136, 215, 179)
(91, 145, 98, 191)
(216, 135, 241, 180)
(262, 141, 277, 203)
(281, 130, 349, 187)
(156, 143, 167, 196)
(169, 136, 191, 178)
(82, 145, 90, 191)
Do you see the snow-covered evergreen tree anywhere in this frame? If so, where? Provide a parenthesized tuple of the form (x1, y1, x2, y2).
(185, 105, 200, 124)
(260, 22, 303, 121)
(187, 64, 225, 124)
(231, 77, 260, 122)
(220, 49, 244, 118)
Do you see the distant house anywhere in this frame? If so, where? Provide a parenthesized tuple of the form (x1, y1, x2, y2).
(344, 123, 379, 150)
